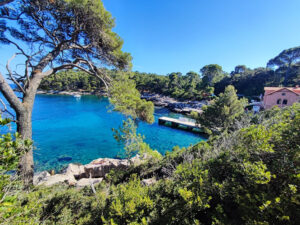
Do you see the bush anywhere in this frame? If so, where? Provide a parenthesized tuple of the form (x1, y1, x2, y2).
(0, 116, 32, 221)
(102, 175, 154, 224)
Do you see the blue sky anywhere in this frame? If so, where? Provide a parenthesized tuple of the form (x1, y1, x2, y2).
(0, 0, 299, 76)
(101, 0, 300, 74)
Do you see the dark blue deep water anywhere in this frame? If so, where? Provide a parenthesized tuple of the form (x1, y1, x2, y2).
(32, 95, 206, 171)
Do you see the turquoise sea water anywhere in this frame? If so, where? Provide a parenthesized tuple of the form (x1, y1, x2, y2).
(32, 95, 206, 171)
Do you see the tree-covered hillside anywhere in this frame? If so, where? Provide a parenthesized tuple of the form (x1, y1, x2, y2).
(40, 47, 300, 100)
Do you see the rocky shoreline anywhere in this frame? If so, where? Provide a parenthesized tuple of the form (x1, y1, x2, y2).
(37, 90, 206, 114)
(37, 89, 108, 96)
(141, 93, 205, 114)
(33, 155, 155, 188)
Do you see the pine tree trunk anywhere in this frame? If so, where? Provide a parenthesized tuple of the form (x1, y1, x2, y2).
(17, 75, 42, 188)
(17, 109, 34, 187)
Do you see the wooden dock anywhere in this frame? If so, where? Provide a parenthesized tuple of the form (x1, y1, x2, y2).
(158, 116, 200, 131)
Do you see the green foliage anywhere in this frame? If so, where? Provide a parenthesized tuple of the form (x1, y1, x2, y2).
(195, 85, 248, 134)
(38, 185, 106, 224)
(39, 70, 104, 92)
(109, 73, 155, 124)
(113, 118, 162, 160)
(200, 64, 227, 86)
(1, 185, 106, 225)
(106, 104, 299, 224)
(40, 46, 300, 102)
(19, 0, 131, 69)
(0, 116, 32, 220)
(102, 174, 153, 224)
(150, 104, 300, 224)
(267, 46, 300, 69)
(214, 65, 300, 96)
(41, 69, 213, 101)
(134, 70, 212, 100)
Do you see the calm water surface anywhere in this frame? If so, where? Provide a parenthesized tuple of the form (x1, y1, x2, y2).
(33, 95, 206, 171)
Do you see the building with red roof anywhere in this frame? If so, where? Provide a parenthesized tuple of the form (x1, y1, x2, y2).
(263, 86, 300, 109)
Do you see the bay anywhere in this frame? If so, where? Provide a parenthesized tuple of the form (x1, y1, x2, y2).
(32, 94, 206, 171)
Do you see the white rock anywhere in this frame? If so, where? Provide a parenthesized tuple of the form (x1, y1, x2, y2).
(76, 178, 103, 188)
(65, 163, 86, 179)
(35, 157, 134, 187)
(141, 178, 157, 186)
(130, 154, 150, 166)
(130, 155, 141, 165)
(33, 171, 50, 185)
(85, 158, 129, 178)
(38, 174, 76, 186)
(119, 160, 129, 167)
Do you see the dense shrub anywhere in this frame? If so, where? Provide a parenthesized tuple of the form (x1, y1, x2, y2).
(0, 116, 32, 221)
(102, 175, 154, 224)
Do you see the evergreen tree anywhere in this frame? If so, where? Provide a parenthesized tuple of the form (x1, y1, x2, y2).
(0, 0, 149, 186)
(196, 85, 248, 134)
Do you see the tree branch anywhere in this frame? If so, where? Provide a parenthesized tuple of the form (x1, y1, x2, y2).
(0, 72, 24, 113)
(41, 61, 94, 78)
(33, 41, 69, 73)
(5, 39, 30, 59)
(29, 9, 58, 47)
(6, 53, 25, 94)
(0, 97, 15, 120)
(84, 54, 111, 90)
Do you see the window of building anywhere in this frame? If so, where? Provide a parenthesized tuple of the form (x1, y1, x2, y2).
(283, 99, 288, 105)
(282, 92, 286, 96)
(277, 99, 282, 104)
